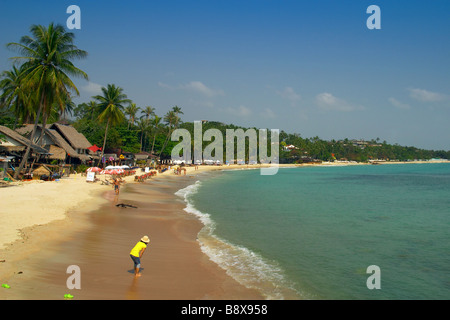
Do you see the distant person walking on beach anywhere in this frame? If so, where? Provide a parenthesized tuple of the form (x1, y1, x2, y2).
(113, 178, 120, 194)
(130, 235, 150, 277)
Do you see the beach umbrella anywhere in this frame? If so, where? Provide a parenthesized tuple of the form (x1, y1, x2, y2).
(105, 165, 122, 170)
(88, 145, 101, 152)
(110, 169, 124, 175)
(87, 167, 102, 172)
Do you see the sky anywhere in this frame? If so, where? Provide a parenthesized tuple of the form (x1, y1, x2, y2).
(1, 0, 449, 150)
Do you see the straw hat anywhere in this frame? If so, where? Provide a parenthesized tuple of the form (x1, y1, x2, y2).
(141, 235, 150, 243)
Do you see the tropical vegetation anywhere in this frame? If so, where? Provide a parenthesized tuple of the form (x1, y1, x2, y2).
(1, 23, 88, 178)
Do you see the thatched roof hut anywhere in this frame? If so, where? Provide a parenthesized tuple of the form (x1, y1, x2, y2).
(48, 145, 66, 160)
(33, 165, 51, 177)
(0, 125, 48, 154)
(16, 124, 92, 162)
(50, 123, 91, 149)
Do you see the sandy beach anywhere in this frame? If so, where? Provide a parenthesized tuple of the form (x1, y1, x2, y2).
(0, 164, 275, 300)
(0, 160, 447, 300)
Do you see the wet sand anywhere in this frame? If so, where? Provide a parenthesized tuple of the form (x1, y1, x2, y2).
(0, 173, 263, 300)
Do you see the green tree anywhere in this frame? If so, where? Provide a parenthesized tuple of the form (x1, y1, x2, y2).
(158, 110, 180, 158)
(136, 118, 150, 152)
(141, 106, 155, 121)
(150, 115, 162, 155)
(0, 65, 33, 128)
(93, 84, 130, 166)
(7, 23, 88, 178)
(125, 102, 140, 129)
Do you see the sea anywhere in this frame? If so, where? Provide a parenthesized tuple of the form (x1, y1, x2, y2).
(175, 163, 450, 300)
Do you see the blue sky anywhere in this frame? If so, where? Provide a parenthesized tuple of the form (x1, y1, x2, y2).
(1, 0, 449, 150)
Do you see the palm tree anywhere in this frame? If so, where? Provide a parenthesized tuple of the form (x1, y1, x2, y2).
(141, 106, 155, 121)
(7, 23, 88, 178)
(0, 65, 32, 128)
(172, 105, 183, 116)
(0, 66, 26, 128)
(93, 84, 130, 166)
(59, 93, 75, 121)
(125, 103, 140, 129)
(86, 100, 98, 120)
(150, 115, 162, 155)
(158, 110, 180, 158)
(136, 118, 150, 152)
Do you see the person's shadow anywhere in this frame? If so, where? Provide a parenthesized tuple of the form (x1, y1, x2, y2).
(127, 268, 144, 274)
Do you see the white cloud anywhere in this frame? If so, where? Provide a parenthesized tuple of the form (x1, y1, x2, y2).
(189, 99, 214, 108)
(260, 107, 276, 119)
(157, 81, 174, 89)
(181, 81, 224, 97)
(81, 82, 103, 95)
(408, 88, 447, 102)
(158, 80, 225, 98)
(225, 105, 252, 117)
(277, 87, 301, 105)
(315, 92, 363, 112)
(388, 97, 411, 110)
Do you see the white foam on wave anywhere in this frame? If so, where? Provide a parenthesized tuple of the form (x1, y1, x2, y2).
(175, 181, 300, 300)
(175, 181, 214, 227)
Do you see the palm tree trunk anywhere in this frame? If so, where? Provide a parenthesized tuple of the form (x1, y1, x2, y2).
(37, 112, 49, 146)
(158, 129, 172, 159)
(151, 133, 157, 155)
(97, 119, 110, 167)
(14, 92, 45, 179)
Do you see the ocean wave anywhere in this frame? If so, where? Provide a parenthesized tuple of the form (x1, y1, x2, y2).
(175, 181, 300, 300)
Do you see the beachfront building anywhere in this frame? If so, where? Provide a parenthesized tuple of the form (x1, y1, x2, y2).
(0, 125, 49, 172)
(0, 155, 13, 180)
(283, 144, 299, 152)
(15, 123, 95, 165)
(101, 150, 157, 167)
(134, 151, 158, 167)
(49, 123, 94, 163)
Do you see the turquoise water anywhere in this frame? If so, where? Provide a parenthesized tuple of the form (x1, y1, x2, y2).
(175, 164, 450, 299)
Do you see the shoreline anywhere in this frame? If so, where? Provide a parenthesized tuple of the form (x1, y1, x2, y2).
(0, 165, 266, 299)
(1, 160, 448, 299)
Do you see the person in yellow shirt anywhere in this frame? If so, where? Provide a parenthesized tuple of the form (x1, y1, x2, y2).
(130, 235, 150, 277)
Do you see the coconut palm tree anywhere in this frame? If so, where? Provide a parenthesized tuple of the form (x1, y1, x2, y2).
(150, 115, 162, 155)
(0, 65, 33, 128)
(158, 110, 180, 158)
(93, 84, 130, 166)
(86, 100, 98, 120)
(125, 103, 140, 129)
(7, 23, 88, 178)
(136, 118, 150, 152)
(141, 106, 155, 121)
(60, 93, 75, 121)
(172, 105, 183, 116)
